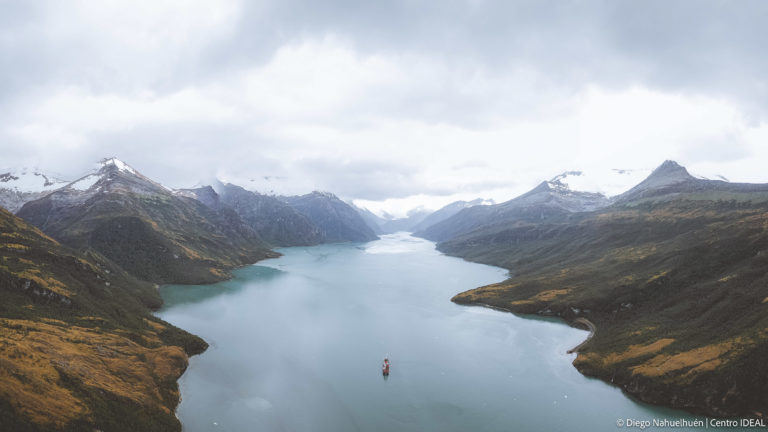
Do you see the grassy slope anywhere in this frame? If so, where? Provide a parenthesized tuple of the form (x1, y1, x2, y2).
(444, 197, 768, 417)
(0, 208, 207, 431)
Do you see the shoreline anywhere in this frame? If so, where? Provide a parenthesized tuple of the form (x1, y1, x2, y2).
(455, 298, 761, 420)
(566, 317, 596, 354)
(462, 302, 596, 355)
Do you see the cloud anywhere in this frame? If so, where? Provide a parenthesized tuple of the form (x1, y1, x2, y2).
(1, 0, 768, 215)
(203, 0, 768, 116)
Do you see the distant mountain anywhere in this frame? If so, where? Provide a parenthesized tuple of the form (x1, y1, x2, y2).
(212, 182, 324, 247)
(0, 207, 205, 431)
(614, 160, 768, 204)
(17, 158, 276, 284)
(411, 198, 494, 233)
(350, 203, 386, 235)
(434, 160, 768, 417)
(0, 168, 69, 213)
(282, 191, 378, 242)
(379, 207, 433, 233)
(173, 185, 277, 250)
(416, 174, 610, 242)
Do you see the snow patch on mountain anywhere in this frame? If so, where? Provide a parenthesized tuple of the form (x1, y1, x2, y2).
(56, 157, 171, 196)
(0, 169, 70, 213)
(69, 174, 101, 191)
(548, 168, 653, 197)
(313, 191, 338, 199)
(0, 169, 69, 193)
(692, 172, 730, 182)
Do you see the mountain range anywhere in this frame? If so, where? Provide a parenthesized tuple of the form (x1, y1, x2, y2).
(187, 182, 325, 247)
(0, 157, 383, 429)
(419, 160, 768, 417)
(352, 199, 495, 235)
(281, 191, 378, 243)
(377, 208, 432, 233)
(4, 158, 381, 285)
(5, 156, 768, 422)
(410, 198, 495, 233)
(16, 159, 276, 285)
(414, 174, 611, 242)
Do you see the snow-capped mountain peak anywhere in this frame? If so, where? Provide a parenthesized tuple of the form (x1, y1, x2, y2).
(99, 157, 138, 175)
(63, 158, 169, 195)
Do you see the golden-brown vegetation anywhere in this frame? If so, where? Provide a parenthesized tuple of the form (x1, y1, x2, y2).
(0, 207, 206, 431)
(446, 198, 768, 416)
(603, 338, 676, 366)
(0, 319, 186, 428)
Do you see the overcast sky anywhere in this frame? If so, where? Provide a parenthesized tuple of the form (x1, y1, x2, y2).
(2, 1, 768, 216)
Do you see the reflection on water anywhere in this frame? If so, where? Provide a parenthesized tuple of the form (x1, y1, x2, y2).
(364, 232, 435, 255)
(160, 265, 285, 308)
(158, 233, 720, 432)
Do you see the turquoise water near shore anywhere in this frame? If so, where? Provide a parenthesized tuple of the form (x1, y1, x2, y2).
(159, 233, 732, 432)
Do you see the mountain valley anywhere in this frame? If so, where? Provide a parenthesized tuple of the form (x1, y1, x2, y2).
(4, 157, 768, 427)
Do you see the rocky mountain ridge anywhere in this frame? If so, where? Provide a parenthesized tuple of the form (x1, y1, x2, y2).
(16, 158, 276, 285)
(281, 191, 378, 243)
(415, 171, 614, 242)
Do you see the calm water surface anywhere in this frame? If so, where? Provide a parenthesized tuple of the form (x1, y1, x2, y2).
(159, 233, 722, 432)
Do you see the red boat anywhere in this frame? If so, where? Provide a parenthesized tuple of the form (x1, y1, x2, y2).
(382, 358, 390, 376)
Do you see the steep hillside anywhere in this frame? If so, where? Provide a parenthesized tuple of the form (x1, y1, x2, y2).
(350, 203, 386, 235)
(282, 192, 378, 243)
(411, 198, 494, 233)
(0, 207, 206, 431)
(16, 159, 276, 285)
(442, 162, 768, 417)
(214, 182, 324, 247)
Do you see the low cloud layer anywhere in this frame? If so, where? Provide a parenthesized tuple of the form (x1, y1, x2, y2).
(2, 1, 767, 216)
